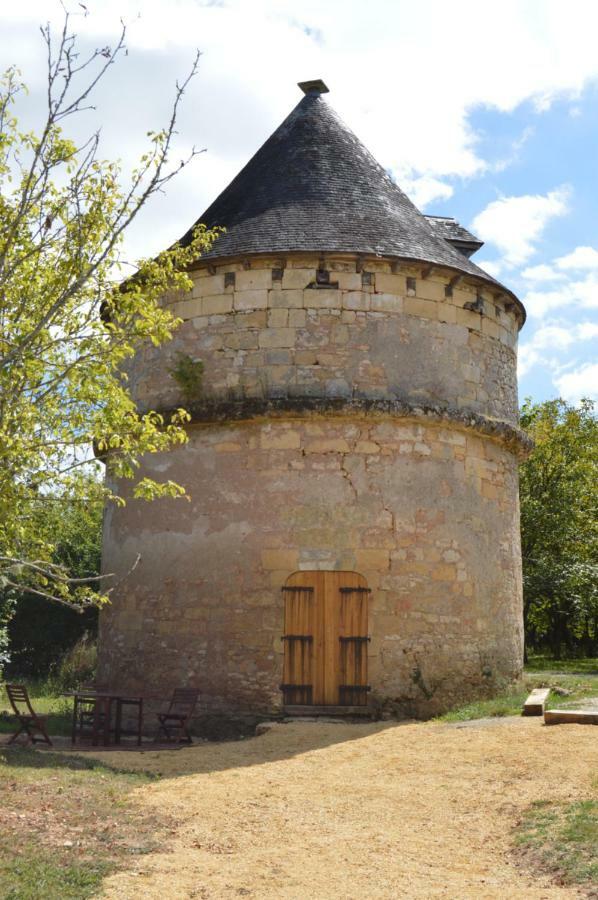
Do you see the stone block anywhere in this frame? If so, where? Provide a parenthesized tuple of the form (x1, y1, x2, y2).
(172, 298, 203, 319)
(336, 272, 362, 290)
(343, 291, 370, 311)
(235, 269, 272, 291)
(192, 274, 225, 297)
(241, 310, 268, 327)
(258, 328, 296, 349)
(265, 349, 292, 365)
(355, 440, 380, 454)
(261, 548, 299, 570)
(332, 324, 349, 344)
(201, 295, 233, 315)
(282, 268, 315, 290)
(268, 308, 289, 327)
(416, 279, 446, 303)
(481, 480, 499, 500)
(304, 438, 351, 453)
(288, 308, 307, 327)
(371, 293, 403, 313)
(234, 290, 268, 311)
(456, 307, 482, 329)
(295, 350, 318, 365)
(303, 289, 341, 309)
(355, 548, 390, 571)
(260, 428, 301, 449)
(438, 303, 457, 324)
(452, 287, 476, 308)
(215, 441, 242, 453)
(432, 564, 457, 581)
(405, 296, 438, 320)
(269, 289, 304, 309)
(374, 273, 405, 294)
(482, 317, 500, 339)
(238, 332, 259, 350)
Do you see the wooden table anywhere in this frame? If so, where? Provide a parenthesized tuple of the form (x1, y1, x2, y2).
(67, 691, 143, 746)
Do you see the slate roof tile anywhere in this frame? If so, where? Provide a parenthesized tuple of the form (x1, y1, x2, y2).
(180, 87, 522, 315)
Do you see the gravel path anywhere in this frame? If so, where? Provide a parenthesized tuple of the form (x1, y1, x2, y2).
(87, 717, 596, 899)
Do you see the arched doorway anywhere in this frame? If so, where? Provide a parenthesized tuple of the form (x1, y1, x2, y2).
(281, 571, 370, 709)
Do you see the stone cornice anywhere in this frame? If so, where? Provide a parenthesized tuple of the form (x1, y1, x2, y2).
(154, 397, 533, 457)
(186, 251, 526, 329)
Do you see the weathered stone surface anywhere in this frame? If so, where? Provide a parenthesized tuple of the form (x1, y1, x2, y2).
(129, 257, 519, 426)
(98, 414, 524, 720)
(100, 253, 525, 722)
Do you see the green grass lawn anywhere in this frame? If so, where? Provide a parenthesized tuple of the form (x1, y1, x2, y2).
(0, 685, 72, 737)
(436, 657, 598, 722)
(0, 745, 166, 899)
(526, 655, 598, 675)
(514, 798, 598, 890)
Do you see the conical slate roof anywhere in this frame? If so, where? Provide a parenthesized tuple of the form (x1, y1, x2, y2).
(182, 83, 514, 300)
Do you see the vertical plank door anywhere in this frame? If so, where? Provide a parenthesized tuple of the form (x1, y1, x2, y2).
(282, 571, 370, 706)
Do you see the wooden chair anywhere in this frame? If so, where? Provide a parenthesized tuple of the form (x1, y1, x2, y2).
(5, 684, 52, 746)
(156, 688, 199, 743)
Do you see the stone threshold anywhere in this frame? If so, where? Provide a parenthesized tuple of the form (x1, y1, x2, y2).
(283, 704, 373, 717)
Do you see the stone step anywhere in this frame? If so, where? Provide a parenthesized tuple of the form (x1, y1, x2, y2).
(283, 704, 373, 717)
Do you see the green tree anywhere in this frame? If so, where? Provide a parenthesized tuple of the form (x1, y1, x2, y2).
(519, 398, 598, 658)
(5, 477, 102, 677)
(0, 17, 218, 611)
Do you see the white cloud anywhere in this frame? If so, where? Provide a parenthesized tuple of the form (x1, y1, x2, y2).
(554, 362, 598, 402)
(523, 273, 598, 318)
(393, 173, 454, 210)
(475, 260, 503, 279)
(3, 1, 598, 260)
(521, 263, 565, 282)
(471, 187, 570, 267)
(517, 321, 598, 377)
(555, 246, 598, 270)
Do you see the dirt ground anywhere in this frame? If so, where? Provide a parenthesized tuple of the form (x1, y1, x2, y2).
(55, 716, 595, 899)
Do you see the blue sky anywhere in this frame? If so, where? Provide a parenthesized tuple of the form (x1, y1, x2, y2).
(2, 0, 597, 405)
(434, 91, 598, 404)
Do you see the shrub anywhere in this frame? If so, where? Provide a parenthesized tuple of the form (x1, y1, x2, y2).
(49, 634, 98, 691)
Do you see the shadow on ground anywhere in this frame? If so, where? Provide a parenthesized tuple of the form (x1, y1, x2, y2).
(0, 719, 406, 779)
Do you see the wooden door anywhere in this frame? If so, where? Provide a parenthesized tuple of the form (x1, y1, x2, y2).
(281, 571, 370, 706)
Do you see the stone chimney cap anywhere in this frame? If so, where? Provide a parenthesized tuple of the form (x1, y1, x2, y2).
(298, 79, 329, 95)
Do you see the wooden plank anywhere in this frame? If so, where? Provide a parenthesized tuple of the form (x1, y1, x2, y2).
(337, 573, 369, 705)
(522, 688, 550, 716)
(315, 570, 326, 705)
(324, 571, 354, 704)
(544, 709, 598, 726)
(283, 572, 315, 705)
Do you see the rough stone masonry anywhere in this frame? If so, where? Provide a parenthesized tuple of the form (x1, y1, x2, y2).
(97, 81, 529, 723)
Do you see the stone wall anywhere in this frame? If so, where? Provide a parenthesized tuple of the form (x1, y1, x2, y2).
(98, 415, 524, 719)
(126, 254, 521, 426)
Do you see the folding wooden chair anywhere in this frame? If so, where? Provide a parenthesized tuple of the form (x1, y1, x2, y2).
(5, 684, 53, 746)
(156, 688, 199, 743)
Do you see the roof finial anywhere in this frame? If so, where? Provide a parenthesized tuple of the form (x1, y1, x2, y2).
(298, 79, 329, 95)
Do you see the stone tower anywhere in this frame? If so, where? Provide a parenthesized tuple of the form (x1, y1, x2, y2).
(97, 81, 529, 723)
